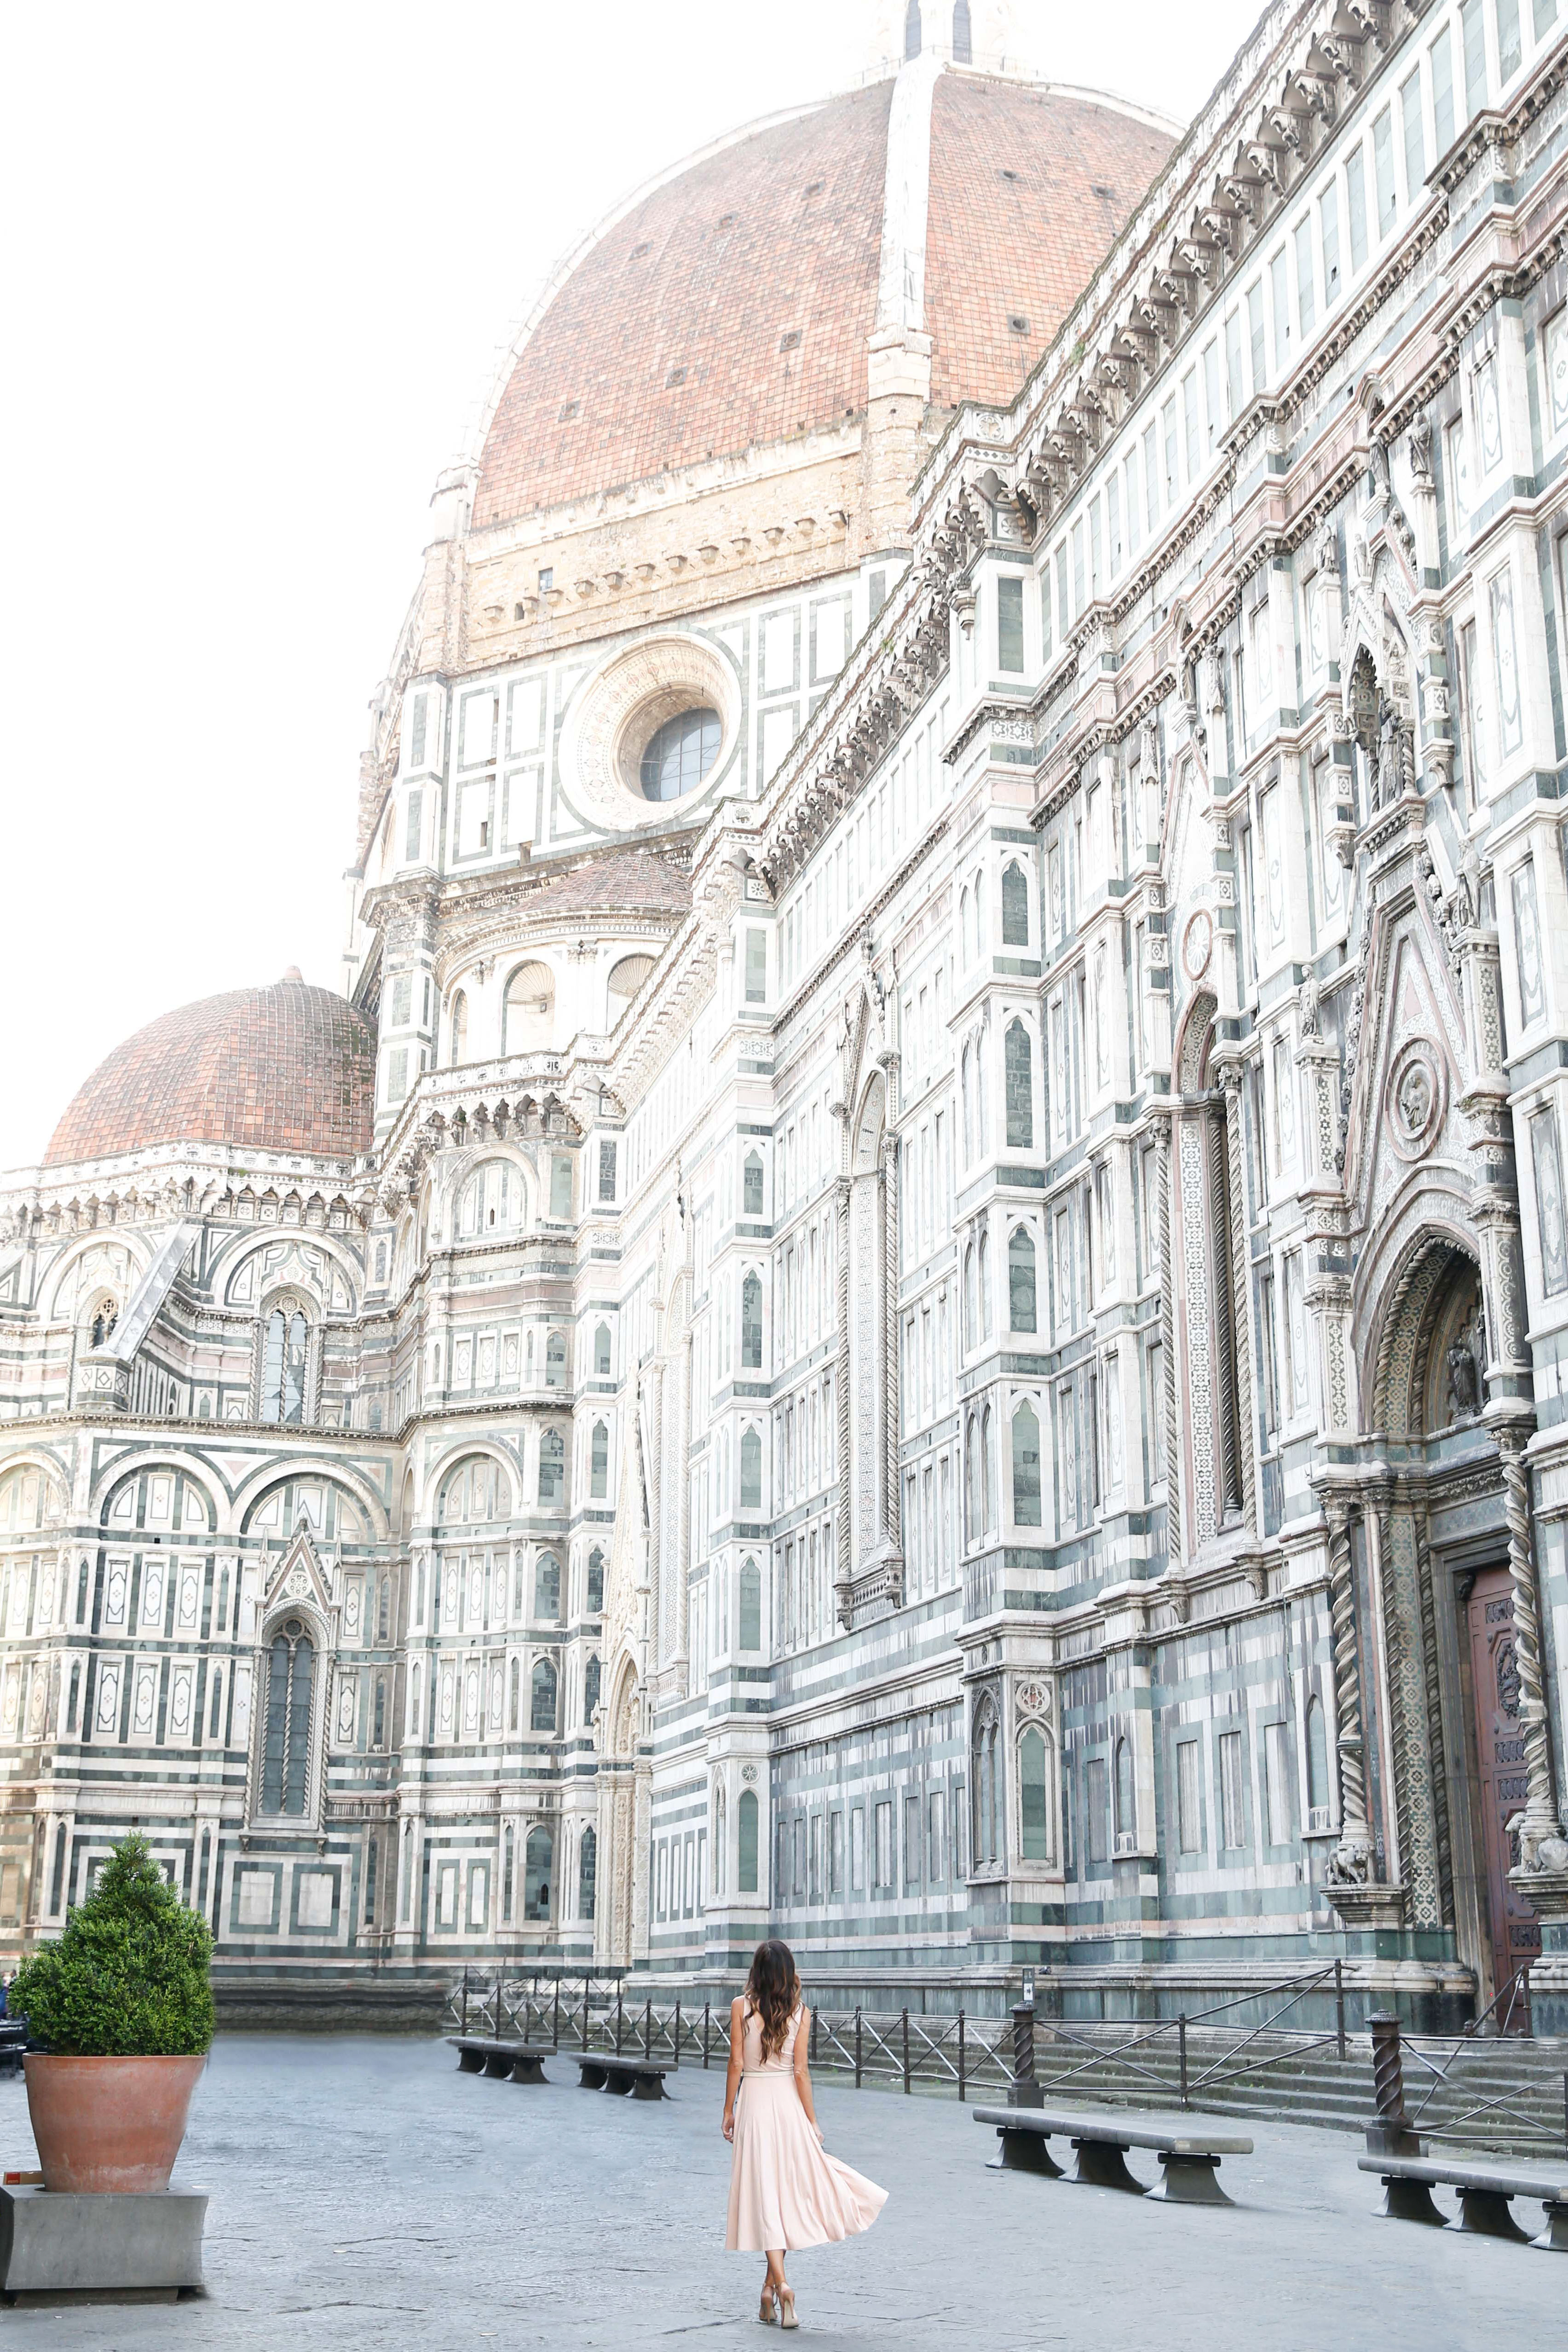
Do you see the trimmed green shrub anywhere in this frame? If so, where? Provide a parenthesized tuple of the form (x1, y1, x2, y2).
(9, 1833, 214, 2056)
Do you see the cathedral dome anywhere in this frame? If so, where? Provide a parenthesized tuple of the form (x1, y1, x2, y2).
(471, 63, 1176, 530)
(45, 978, 376, 1170)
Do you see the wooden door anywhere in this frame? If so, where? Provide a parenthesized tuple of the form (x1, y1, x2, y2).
(1465, 1568, 1540, 2016)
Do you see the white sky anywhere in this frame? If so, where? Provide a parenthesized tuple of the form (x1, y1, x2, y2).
(0, 0, 1263, 1172)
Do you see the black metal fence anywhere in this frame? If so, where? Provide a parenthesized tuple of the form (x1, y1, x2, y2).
(444, 1963, 1566, 2153)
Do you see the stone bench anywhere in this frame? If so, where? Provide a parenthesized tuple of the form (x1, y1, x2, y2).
(1358, 2152, 1568, 2248)
(973, 2105, 1254, 2206)
(576, 2056, 671, 2101)
(446, 2035, 555, 2084)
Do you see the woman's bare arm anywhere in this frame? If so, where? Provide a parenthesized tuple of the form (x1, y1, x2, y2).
(722, 1995, 744, 2139)
(792, 2005, 820, 2136)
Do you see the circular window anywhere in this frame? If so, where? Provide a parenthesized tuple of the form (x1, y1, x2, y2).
(639, 707, 721, 801)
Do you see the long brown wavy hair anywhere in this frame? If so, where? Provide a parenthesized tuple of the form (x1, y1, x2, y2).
(745, 1938, 801, 2059)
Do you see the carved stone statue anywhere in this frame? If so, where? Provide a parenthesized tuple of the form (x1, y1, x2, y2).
(1298, 968, 1322, 1040)
(1447, 1331, 1482, 1421)
(1395, 1061, 1432, 1140)
(1376, 699, 1406, 808)
(1408, 411, 1434, 488)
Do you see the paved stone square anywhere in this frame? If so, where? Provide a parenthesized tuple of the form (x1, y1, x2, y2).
(1, 2035, 1560, 2350)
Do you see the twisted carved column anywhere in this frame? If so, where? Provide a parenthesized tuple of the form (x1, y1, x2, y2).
(1412, 1511, 1455, 1924)
(880, 1144, 901, 1581)
(1496, 1427, 1565, 1859)
(1367, 1491, 1413, 1891)
(834, 1175, 853, 1626)
(1156, 1118, 1182, 1569)
(1220, 1066, 1256, 1530)
(1325, 1501, 1374, 1882)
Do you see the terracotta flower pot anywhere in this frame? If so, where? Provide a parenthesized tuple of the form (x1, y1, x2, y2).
(23, 2053, 206, 2193)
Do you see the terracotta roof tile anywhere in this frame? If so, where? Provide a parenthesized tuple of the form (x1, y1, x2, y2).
(45, 981, 376, 1168)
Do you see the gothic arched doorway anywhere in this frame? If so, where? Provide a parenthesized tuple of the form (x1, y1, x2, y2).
(1364, 1235, 1535, 2013)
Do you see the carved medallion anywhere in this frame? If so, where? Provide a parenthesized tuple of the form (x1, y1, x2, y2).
(1385, 1039, 1444, 1161)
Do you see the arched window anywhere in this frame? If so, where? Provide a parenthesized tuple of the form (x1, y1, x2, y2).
(973, 868, 988, 960)
(1001, 860, 1029, 947)
(979, 1227, 992, 1337)
(545, 1330, 567, 1388)
(738, 1787, 760, 1893)
(508, 1656, 520, 1731)
(739, 1427, 762, 1511)
(981, 1406, 994, 1533)
(534, 1554, 560, 1620)
(438, 1457, 511, 1523)
(973, 1696, 1001, 1868)
(260, 1305, 309, 1425)
(1115, 1735, 1136, 1850)
(590, 1420, 609, 1499)
(964, 1240, 978, 1350)
(1306, 1693, 1330, 1823)
(583, 1653, 601, 1724)
(538, 1428, 565, 1504)
(740, 1271, 763, 1369)
(1019, 1725, 1049, 1860)
(1005, 1019, 1034, 1148)
(607, 954, 656, 1017)
(594, 1322, 611, 1376)
(905, 0, 922, 58)
(578, 1824, 597, 1920)
(586, 1548, 605, 1612)
(502, 961, 554, 1054)
(1009, 1227, 1037, 1332)
(530, 1657, 558, 1733)
(964, 1412, 982, 1541)
(951, 0, 972, 64)
(455, 1160, 522, 1239)
(261, 1619, 314, 1816)
(959, 883, 972, 965)
(88, 1297, 119, 1350)
(524, 1823, 553, 1919)
(738, 1556, 762, 1651)
(961, 1042, 974, 1164)
(1012, 1401, 1042, 1526)
(448, 989, 468, 1066)
(743, 1151, 765, 1216)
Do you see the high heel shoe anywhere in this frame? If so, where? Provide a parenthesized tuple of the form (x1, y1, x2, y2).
(778, 2289, 799, 2330)
(759, 2286, 778, 2324)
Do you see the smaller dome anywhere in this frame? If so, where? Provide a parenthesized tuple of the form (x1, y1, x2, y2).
(46, 979, 375, 1169)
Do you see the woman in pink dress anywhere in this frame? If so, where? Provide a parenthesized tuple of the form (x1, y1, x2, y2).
(722, 1939, 887, 2327)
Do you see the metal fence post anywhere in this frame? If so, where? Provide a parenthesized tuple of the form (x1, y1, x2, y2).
(1178, 2014, 1188, 2109)
(902, 2009, 911, 2095)
(644, 1998, 652, 2058)
(810, 2007, 819, 2065)
(703, 2001, 711, 2069)
(553, 1978, 561, 2049)
(674, 1998, 682, 2061)
(855, 2007, 863, 2089)
(616, 1989, 624, 2053)
(957, 2011, 966, 2104)
(459, 1969, 470, 2034)
(582, 1981, 590, 2052)
(1335, 1958, 1346, 2061)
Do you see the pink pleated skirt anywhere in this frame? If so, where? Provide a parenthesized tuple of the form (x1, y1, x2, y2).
(725, 2069, 888, 2251)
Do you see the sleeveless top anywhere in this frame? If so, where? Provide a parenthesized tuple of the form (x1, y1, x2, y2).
(740, 1998, 802, 2074)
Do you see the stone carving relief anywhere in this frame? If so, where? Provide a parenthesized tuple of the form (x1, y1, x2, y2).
(1384, 1040, 1444, 1161)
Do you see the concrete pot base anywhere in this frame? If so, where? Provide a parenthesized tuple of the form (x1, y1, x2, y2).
(0, 2185, 208, 2300)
